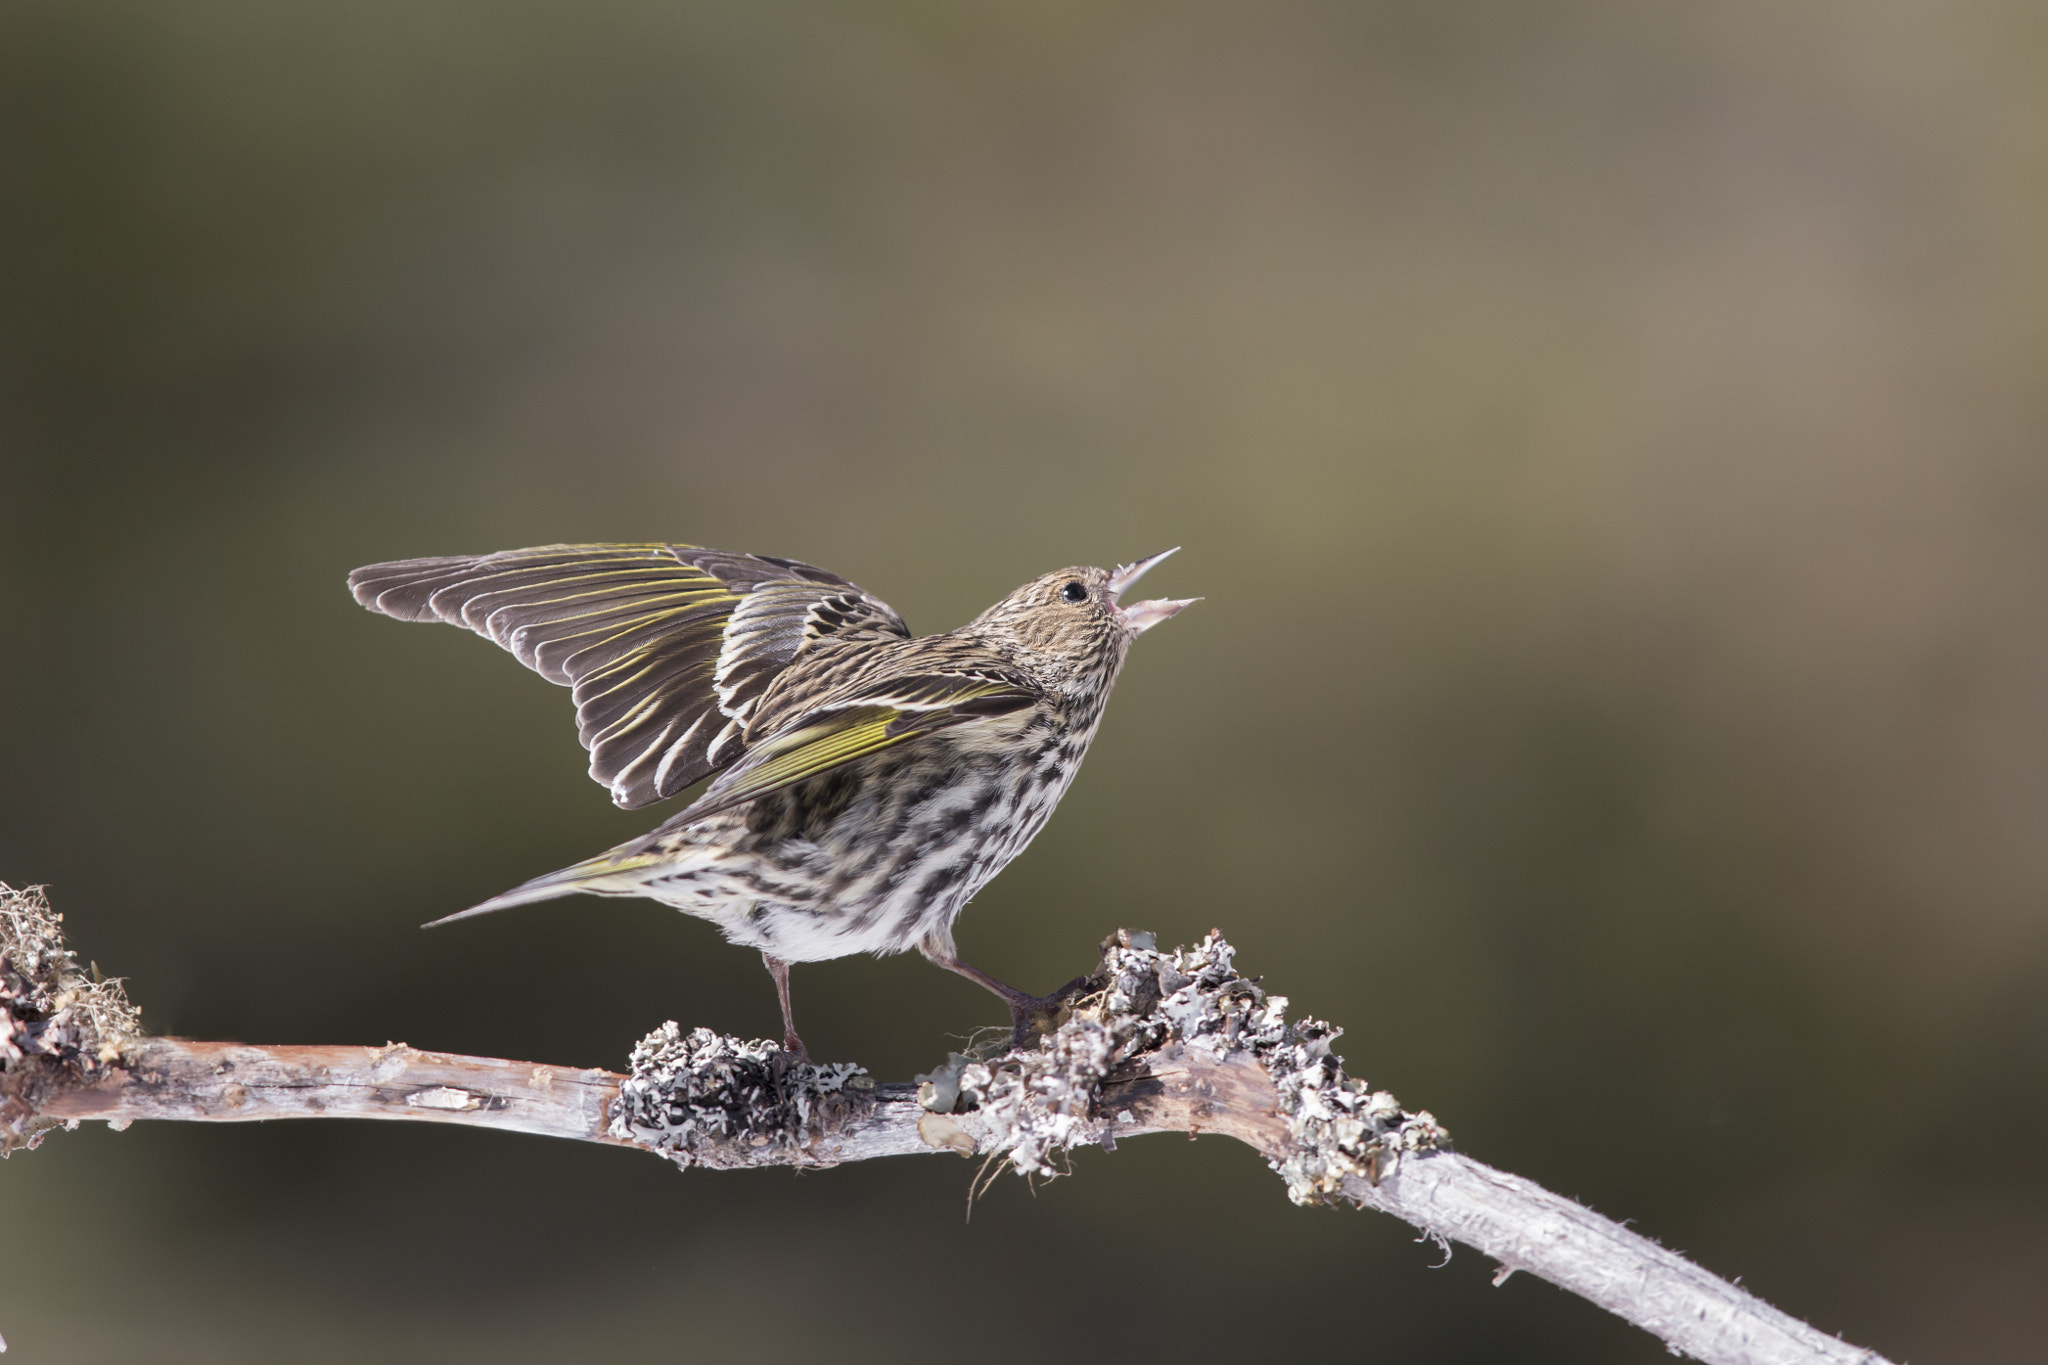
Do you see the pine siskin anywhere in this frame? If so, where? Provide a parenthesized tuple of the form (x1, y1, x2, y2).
(348, 543, 1195, 1055)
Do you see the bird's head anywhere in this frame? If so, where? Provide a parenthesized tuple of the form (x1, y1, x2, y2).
(972, 548, 1197, 678)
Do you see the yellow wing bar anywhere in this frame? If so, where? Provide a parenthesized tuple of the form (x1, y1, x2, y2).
(677, 678, 1038, 821)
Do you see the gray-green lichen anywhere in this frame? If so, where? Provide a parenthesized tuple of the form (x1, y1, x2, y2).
(610, 1023, 876, 1168)
(916, 1013, 1121, 1178)
(922, 929, 1450, 1204)
(1, 882, 144, 1154)
(606, 930, 1445, 1203)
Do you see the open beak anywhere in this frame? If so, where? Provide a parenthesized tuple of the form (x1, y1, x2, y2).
(1107, 547, 1198, 634)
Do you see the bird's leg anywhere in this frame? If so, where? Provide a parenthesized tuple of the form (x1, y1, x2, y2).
(761, 954, 809, 1061)
(919, 941, 1089, 1049)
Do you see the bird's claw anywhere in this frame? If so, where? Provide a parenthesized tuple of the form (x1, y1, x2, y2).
(1004, 975, 1093, 1049)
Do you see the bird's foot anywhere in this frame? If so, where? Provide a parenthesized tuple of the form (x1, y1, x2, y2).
(920, 947, 1094, 1051)
(1002, 975, 1091, 1050)
(778, 1031, 811, 1066)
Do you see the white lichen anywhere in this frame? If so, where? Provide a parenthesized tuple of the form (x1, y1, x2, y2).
(610, 1023, 874, 1168)
(942, 1016, 1120, 1179)
(920, 929, 1447, 1203)
(2, 883, 144, 1155)
(602, 931, 1442, 1201)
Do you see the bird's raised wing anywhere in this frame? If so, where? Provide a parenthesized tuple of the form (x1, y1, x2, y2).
(671, 667, 1042, 824)
(347, 543, 910, 808)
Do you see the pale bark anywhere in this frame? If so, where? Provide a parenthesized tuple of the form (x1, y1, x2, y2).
(25, 1037, 1890, 1365)
(2, 885, 1893, 1365)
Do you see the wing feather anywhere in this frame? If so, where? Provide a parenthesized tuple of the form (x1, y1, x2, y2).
(671, 670, 1041, 822)
(348, 542, 910, 808)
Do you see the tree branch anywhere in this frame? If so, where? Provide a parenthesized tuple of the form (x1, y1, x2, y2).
(2, 883, 1891, 1365)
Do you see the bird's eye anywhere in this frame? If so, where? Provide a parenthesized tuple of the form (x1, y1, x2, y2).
(1061, 581, 1088, 603)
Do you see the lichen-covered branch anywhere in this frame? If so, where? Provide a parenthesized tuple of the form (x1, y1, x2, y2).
(2, 883, 143, 1155)
(2, 883, 1892, 1365)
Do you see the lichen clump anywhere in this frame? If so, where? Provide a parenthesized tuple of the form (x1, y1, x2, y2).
(607, 929, 1448, 1206)
(915, 1014, 1123, 1179)
(924, 930, 1449, 1204)
(2, 882, 143, 1154)
(611, 1023, 873, 1168)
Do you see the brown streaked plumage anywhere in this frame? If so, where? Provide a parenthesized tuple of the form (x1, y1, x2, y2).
(348, 543, 1195, 1055)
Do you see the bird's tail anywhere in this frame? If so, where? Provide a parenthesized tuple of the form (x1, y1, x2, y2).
(422, 848, 667, 928)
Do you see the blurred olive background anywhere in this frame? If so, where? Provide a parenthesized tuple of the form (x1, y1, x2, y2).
(4, 1, 2046, 1360)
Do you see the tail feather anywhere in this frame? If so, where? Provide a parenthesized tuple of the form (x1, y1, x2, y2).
(422, 851, 664, 928)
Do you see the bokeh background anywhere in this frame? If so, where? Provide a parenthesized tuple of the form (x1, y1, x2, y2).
(5, 2, 2046, 1359)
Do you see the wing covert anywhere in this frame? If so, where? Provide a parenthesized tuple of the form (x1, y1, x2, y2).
(672, 670, 1042, 823)
(348, 543, 909, 808)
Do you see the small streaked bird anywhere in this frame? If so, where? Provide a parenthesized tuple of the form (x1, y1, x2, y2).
(348, 543, 1195, 1056)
